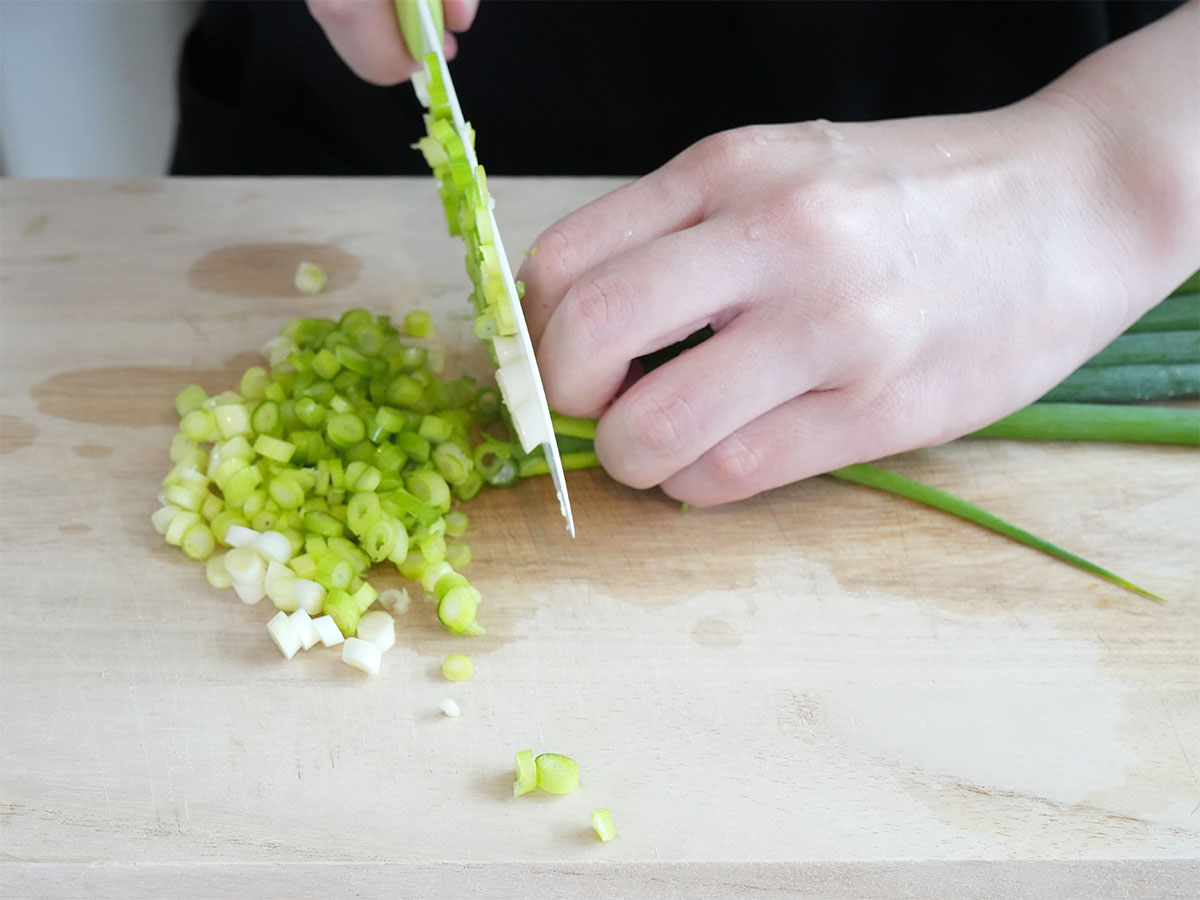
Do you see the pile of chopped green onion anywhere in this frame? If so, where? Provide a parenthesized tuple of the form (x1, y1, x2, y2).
(153, 309, 547, 669)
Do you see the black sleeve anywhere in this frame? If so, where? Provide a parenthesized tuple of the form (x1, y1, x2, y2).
(170, 0, 1183, 177)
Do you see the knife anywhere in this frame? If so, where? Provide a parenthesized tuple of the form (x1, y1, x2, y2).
(395, 0, 576, 537)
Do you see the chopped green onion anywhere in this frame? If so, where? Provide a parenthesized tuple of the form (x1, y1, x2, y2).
(206, 554, 233, 589)
(252, 434, 296, 463)
(326, 412, 366, 448)
(534, 753, 580, 795)
(404, 310, 434, 338)
(174, 384, 209, 418)
(437, 585, 480, 634)
(181, 522, 216, 560)
(294, 260, 327, 295)
(341, 636, 381, 674)
(444, 540, 472, 569)
(356, 609, 396, 651)
(590, 808, 617, 842)
(441, 653, 474, 681)
(513, 749, 537, 797)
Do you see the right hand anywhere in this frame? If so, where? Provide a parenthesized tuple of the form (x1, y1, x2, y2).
(307, 0, 481, 85)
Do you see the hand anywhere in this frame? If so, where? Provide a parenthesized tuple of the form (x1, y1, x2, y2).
(307, 0, 480, 85)
(518, 6, 1199, 507)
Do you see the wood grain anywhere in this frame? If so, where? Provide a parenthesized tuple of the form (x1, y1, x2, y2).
(1, 179, 1197, 899)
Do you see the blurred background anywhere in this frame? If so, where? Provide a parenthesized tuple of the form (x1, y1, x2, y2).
(0, 0, 200, 176)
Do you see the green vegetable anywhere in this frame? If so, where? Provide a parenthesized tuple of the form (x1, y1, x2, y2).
(1082, 330, 1199, 367)
(1124, 292, 1199, 333)
(154, 311, 501, 638)
(534, 753, 580, 795)
(828, 463, 1164, 603)
(970, 403, 1199, 444)
(294, 260, 327, 295)
(441, 653, 474, 681)
(590, 808, 617, 842)
(1040, 363, 1199, 403)
(513, 750, 537, 797)
(404, 310, 435, 338)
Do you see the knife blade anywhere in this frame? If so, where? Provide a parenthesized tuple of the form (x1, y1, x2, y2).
(396, 0, 576, 537)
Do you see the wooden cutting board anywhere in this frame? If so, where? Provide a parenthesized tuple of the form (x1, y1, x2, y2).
(1, 179, 1197, 899)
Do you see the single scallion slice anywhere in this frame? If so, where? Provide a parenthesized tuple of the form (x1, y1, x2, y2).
(294, 260, 327, 295)
(441, 653, 474, 681)
(513, 749, 537, 797)
(590, 808, 617, 842)
(534, 753, 580, 795)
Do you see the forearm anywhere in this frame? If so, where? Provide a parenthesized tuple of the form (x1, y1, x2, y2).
(1035, 0, 1200, 308)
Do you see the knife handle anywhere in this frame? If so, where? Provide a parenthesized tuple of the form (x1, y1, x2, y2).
(394, 0, 445, 61)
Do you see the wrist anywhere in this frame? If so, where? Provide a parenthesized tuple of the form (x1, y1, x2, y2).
(1028, 2, 1200, 308)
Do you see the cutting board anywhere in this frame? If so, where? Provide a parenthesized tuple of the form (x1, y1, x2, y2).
(1, 179, 1197, 899)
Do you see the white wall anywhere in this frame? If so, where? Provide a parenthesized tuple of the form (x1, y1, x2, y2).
(0, 0, 201, 177)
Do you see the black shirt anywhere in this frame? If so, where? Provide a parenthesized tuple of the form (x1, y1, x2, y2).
(170, 0, 1181, 177)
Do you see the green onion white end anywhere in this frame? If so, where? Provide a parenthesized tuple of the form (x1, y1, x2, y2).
(355, 610, 396, 652)
(267, 610, 302, 659)
(341, 637, 381, 674)
(311, 614, 344, 647)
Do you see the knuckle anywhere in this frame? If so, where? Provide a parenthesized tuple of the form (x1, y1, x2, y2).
(564, 272, 631, 347)
(703, 432, 764, 487)
(683, 126, 761, 181)
(625, 385, 698, 460)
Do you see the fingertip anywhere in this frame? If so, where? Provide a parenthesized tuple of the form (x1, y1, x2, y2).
(444, 0, 481, 32)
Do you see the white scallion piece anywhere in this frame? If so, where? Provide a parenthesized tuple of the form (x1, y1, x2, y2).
(224, 524, 260, 548)
(491, 335, 523, 367)
(250, 530, 292, 564)
(378, 587, 411, 615)
(410, 68, 430, 106)
(293, 578, 326, 616)
(267, 610, 302, 659)
(342, 637, 381, 674)
(494, 363, 533, 410)
(288, 609, 319, 650)
(312, 614, 344, 647)
(511, 396, 550, 454)
(223, 546, 266, 584)
(233, 580, 265, 605)
(439, 698, 461, 717)
(355, 610, 396, 652)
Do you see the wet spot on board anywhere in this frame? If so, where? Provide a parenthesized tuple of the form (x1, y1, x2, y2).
(73, 444, 113, 459)
(0, 415, 39, 454)
(59, 523, 92, 534)
(188, 243, 361, 297)
(691, 617, 741, 649)
(22, 214, 49, 236)
(112, 180, 164, 195)
(31, 352, 262, 427)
